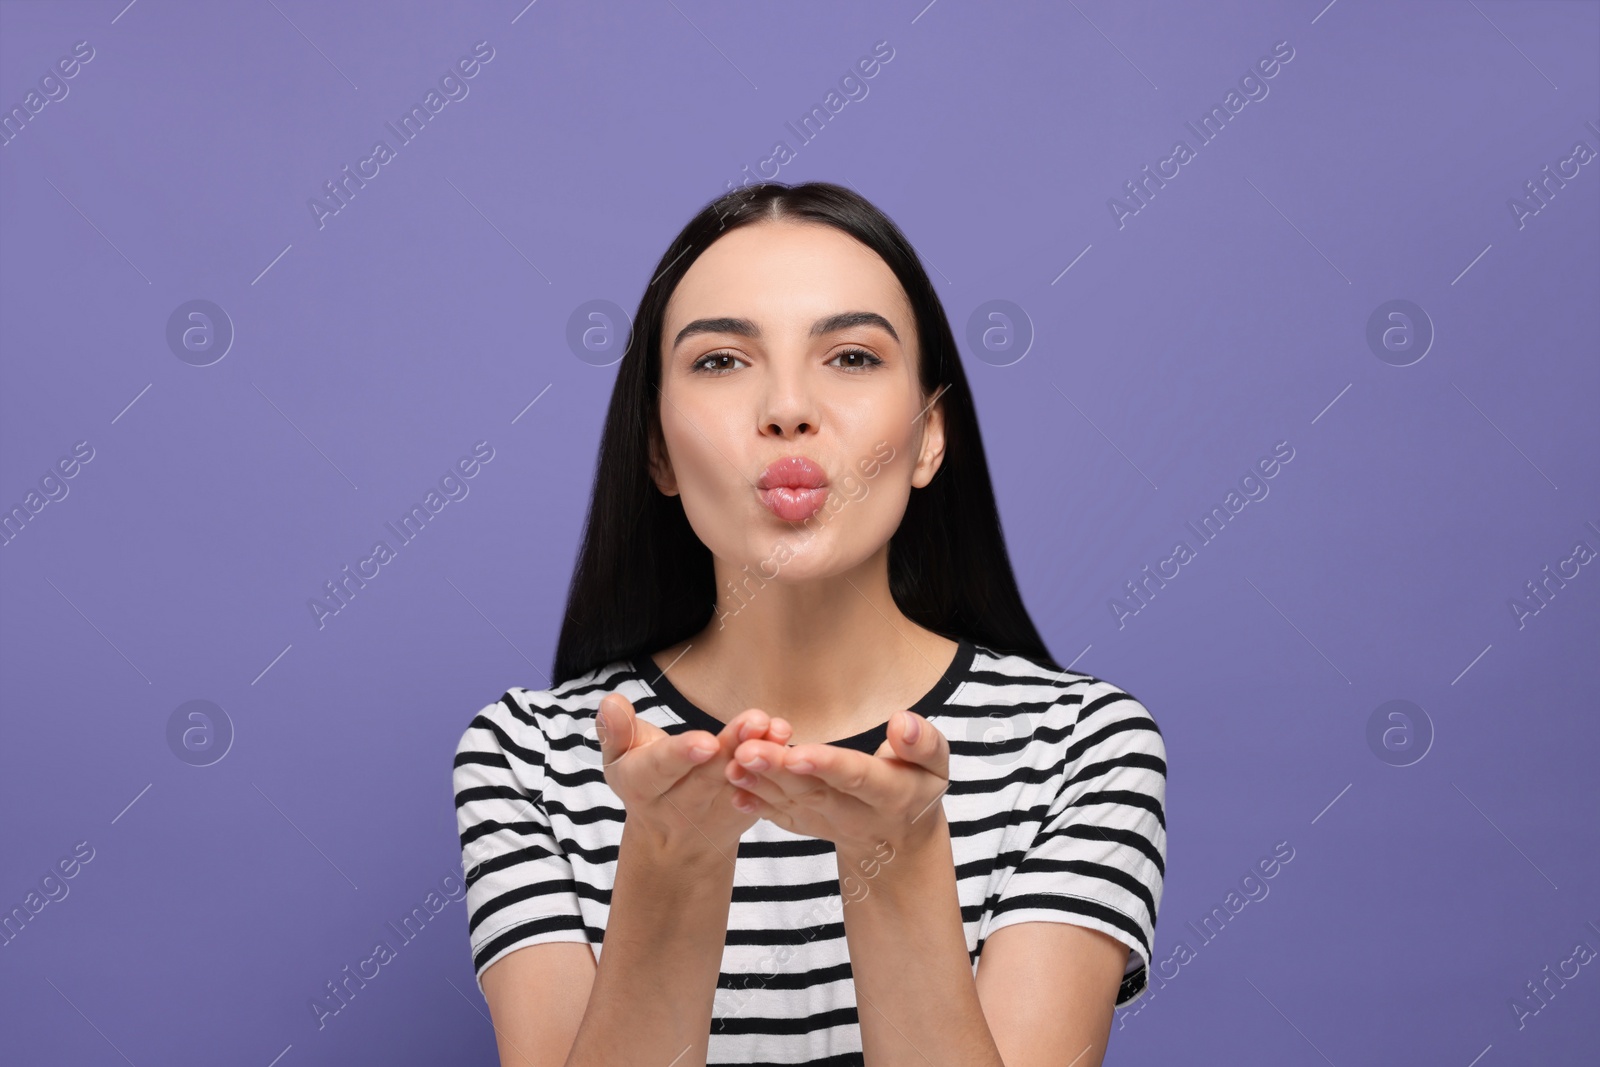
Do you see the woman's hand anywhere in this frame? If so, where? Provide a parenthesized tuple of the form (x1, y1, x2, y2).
(595, 692, 791, 858)
(723, 709, 950, 858)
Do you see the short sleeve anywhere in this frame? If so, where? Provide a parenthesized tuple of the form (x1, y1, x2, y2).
(453, 691, 589, 992)
(987, 680, 1167, 1008)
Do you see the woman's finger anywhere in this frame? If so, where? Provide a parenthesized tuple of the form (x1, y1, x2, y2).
(725, 767, 785, 812)
(784, 743, 873, 793)
(730, 784, 770, 817)
(596, 693, 649, 766)
(603, 694, 719, 777)
(882, 710, 949, 780)
(731, 738, 831, 801)
(655, 730, 720, 781)
(777, 741, 902, 806)
(723, 707, 774, 749)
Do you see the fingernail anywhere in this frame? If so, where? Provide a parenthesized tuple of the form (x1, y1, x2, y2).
(691, 743, 716, 761)
(902, 712, 921, 744)
(739, 755, 768, 772)
(596, 709, 610, 735)
(788, 758, 814, 773)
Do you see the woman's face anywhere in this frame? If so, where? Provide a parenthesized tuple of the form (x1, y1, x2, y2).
(652, 218, 946, 584)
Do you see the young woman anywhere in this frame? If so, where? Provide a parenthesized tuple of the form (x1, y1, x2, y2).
(453, 182, 1167, 1067)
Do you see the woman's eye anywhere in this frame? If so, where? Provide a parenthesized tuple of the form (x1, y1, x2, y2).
(691, 352, 744, 374)
(691, 349, 882, 374)
(831, 348, 884, 371)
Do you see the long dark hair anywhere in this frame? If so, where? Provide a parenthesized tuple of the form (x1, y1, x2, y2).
(552, 181, 1060, 684)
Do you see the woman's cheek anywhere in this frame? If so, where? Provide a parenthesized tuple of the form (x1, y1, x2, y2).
(852, 479, 912, 547)
(677, 475, 749, 558)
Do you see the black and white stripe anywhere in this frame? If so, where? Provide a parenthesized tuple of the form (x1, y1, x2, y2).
(453, 640, 1167, 1063)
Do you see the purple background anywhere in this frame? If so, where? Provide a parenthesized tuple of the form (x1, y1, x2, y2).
(3, 1, 1597, 1064)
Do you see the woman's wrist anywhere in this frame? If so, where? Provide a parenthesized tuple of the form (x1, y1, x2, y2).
(836, 804, 948, 869)
(621, 814, 737, 880)
(835, 812, 952, 905)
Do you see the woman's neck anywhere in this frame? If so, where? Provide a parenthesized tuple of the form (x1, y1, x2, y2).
(649, 557, 958, 746)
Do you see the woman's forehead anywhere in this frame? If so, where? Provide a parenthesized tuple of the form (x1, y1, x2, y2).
(666, 221, 913, 335)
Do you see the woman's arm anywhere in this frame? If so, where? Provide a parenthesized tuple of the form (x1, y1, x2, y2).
(722, 711, 1022, 1064)
(835, 816, 1010, 1067)
(479, 822, 736, 1067)
(480, 942, 595, 1067)
(820, 685, 1158, 1067)
(464, 693, 783, 1067)
(838, 817, 1128, 1067)
(557, 821, 736, 1066)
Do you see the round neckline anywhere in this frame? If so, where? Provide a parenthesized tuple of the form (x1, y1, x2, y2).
(634, 636, 974, 754)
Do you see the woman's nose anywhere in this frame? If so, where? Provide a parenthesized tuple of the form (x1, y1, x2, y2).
(758, 372, 819, 437)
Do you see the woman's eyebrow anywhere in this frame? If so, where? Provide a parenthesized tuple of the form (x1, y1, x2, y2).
(811, 310, 899, 343)
(671, 311, 899, 350)
(672, 316, 758, 350)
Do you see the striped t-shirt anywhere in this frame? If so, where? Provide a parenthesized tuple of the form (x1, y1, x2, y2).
(453, 636, 1167, 1062)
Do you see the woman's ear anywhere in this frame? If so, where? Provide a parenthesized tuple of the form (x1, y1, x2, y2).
(647, 426, 679, 497)
(910, 388, 947, 489)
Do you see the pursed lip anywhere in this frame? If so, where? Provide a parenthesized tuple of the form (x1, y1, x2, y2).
(756, 455, 828, 490)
